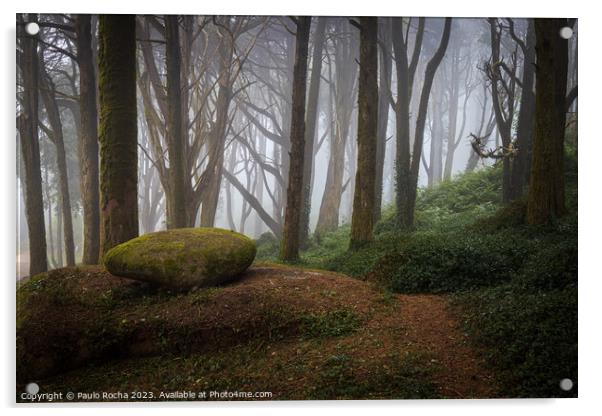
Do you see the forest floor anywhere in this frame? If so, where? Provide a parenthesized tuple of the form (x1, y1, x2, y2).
(17, 264, 497, 401)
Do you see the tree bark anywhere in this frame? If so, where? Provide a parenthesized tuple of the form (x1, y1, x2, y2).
(98, 15, 139, 256)
(428, 82, 444, 186)
(17, 13, 48, 275)
(374, 17, 392, 223)
(509, 19, 536, 200)
(299, 17, 327, 247)
(315, 22, 358, 236)
(37, 51, 76, 266)
(350, 17, 378, 249)
(165, 15, 188, 228)
(280, 16, 311, 261)
(200, 23, 237, 228)
(443, 45, 460, 181)
(391, 17, 412, 228)
(487, 18, 517, 202)
(224, 170, 282, 237)
(527, 19, 569, 224)
(75, 14, 101, 264)
(398, 18, 452, 229)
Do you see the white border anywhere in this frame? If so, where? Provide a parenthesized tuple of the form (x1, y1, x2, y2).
(2, 1, 600, 415)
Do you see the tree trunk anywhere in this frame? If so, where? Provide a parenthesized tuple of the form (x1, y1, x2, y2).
(315, 24, 358, 236)
(374, 17, 392, 223)
(280, 16, 311, 261)
(75, 14, 101, 264)
(165, 15, 188, 228)
(487, 19, 516, 203)
(428, 86, 444, 186)
(224, 170, 283, 237)
(44, 169, 58, 269)
(254, 136, 266, 236)
(56, 197, 63, 267)
(17, 13, 48, 275)
(401, 18, 452, 229)
(225, 143, 238, 231)
(443, 46, 460, 180)
(98, 15, 139, 256)
(392, 17, 412, 228)
(200, 29, 235, 228)
(526, 19, 569, 224)
(38, 52, 76, 266)
(509, 19, 536, 200)
(299, 17, 327, 247)
(350, 17, 378, 249)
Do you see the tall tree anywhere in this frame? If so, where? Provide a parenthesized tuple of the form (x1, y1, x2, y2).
(37, 47, 76, 266)
(280, 16, 311, 261)
(427, 79, 445, 186)
(98, 15, 139, 256)
(508, 19, 536, 200)
(199, 18, 237, 227)
(527, 18, 569, 224)
(350, 17, 378, 249)
(393, 17, 451, 229)
(373, 17, 392, 222)
(75, 15, 101, 264)
(17, 13, 48, 275)
(315, 20, 358, 236)
(299, 17, 327, 247)
(486, 18, 518, 202)
(164, 15, 188, 228)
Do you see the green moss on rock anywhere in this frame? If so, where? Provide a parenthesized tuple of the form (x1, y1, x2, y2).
(103, 227, 256, 290)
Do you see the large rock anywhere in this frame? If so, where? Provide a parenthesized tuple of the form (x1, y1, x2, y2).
(104, 228, 256, 289)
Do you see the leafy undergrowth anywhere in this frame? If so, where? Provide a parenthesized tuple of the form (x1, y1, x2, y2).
(17, 264, 449, 401)
(254, 149, 577, 398)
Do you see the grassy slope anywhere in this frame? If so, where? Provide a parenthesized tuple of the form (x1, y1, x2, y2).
(257, 148, 578, 398)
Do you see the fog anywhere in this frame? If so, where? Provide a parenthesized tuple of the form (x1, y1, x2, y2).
(16, 15, 578, 275)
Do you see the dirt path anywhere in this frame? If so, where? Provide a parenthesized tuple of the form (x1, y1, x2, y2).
(246, 266, 498, 398)
(395, 294, 497, 398)
(26, 265, 498, 400)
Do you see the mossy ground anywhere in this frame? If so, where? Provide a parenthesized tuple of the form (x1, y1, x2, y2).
(17, 263, 498, 401)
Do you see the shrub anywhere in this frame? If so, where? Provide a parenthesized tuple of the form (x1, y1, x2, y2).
(255, 232, 279, 260)
(377, 230, 534, 293)
(453, 285, 577, 398)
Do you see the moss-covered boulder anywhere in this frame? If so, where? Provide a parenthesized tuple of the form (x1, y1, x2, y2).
(104, 228, 256, 290)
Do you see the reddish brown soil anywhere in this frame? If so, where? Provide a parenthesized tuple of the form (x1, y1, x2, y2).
(18, 264, 498, 399)
(395, 294, 497, 398)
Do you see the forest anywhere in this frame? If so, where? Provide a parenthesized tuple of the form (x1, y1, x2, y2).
(16, 14, 577, 401)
